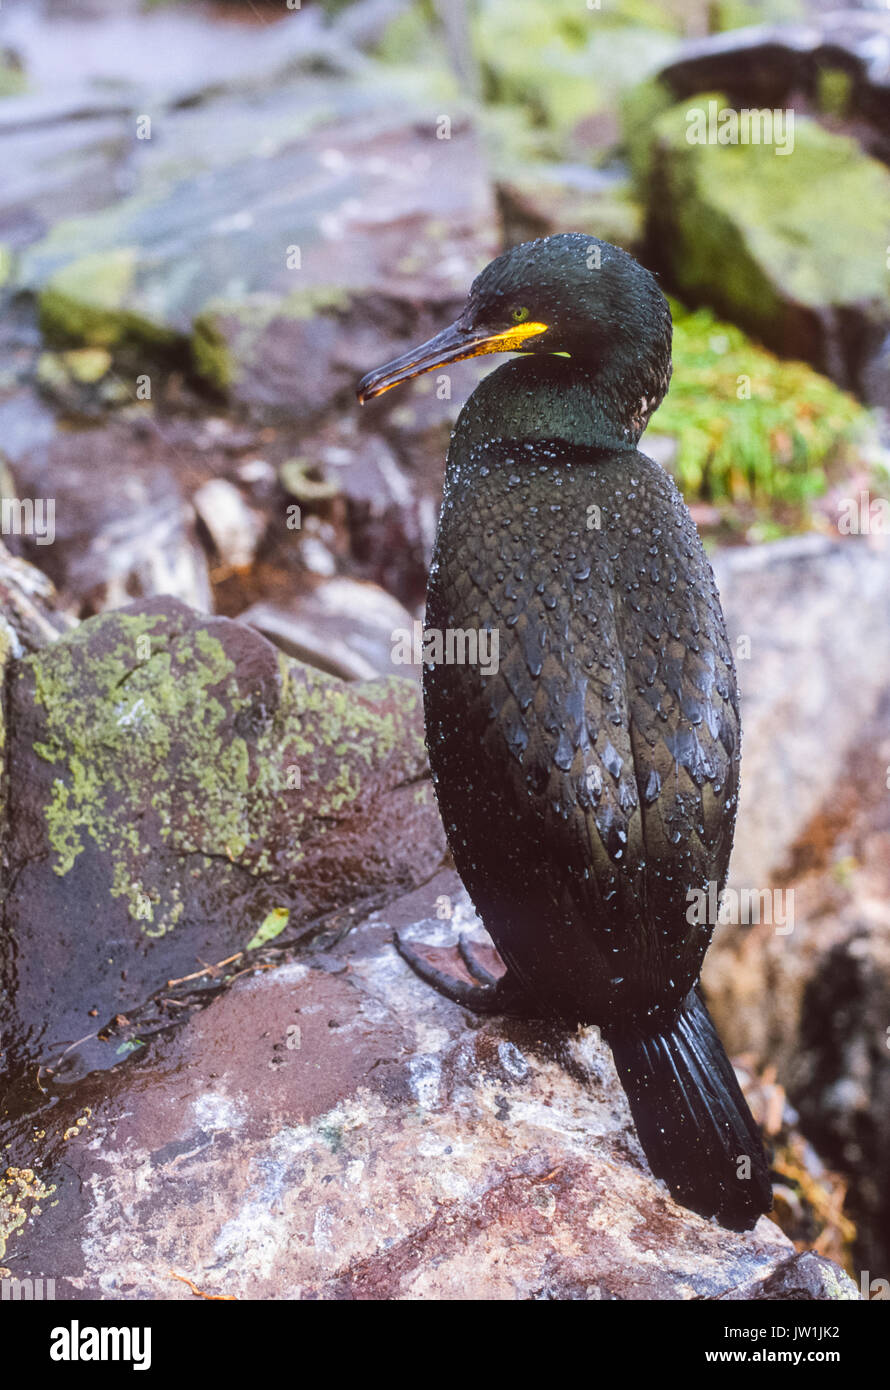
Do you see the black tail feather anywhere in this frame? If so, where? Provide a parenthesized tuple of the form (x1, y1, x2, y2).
(609, 987, 773, 1231)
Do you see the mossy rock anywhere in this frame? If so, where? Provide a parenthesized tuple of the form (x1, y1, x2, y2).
(14, 83, 495, 405)
(472, 0, 680, 159)
(0, 246, 14, 292)
(37, 249, 180, 353)
(191, 286, 351, 397)
(1, 598, 444, 1082)
(649, 98, 890, 309)
(0, 47, 26, 100)
(636, 95, 890, 388)
(619, 75, 678, 185)
(708, 0, 804, 30)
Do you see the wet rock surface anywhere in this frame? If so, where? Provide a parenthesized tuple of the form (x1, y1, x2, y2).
(0, 0, 500, 628)
(2, 871, 859, 1302)
(712, 534, 890, 890)
(239, 576, 420, 683)
(633, 95, 890, 403)
(705, 690, 890, 1281)
(0, 594, 443, 1096)
(658, 11, 890, 166)
(705, 535, 890, 1279)
(716, 1251, 859, 1302)
(5, 418, 213, 614)
(0, 537, 74, 656)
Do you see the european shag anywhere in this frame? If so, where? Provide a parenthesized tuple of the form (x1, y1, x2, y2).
(357, 232, 772, 1231)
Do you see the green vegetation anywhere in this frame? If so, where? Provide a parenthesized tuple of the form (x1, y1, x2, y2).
(708, 0, 804, 31)
(247, 907, 291, 952)
(472, 0, 679, 160)
(38, 249, 178, 352)
(0, 245, 14, 290)
(660, 301, 869, 506)
(0, 54, 26, 100)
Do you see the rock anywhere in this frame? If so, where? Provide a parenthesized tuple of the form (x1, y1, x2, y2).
(0, 544, 74, 883)
(795, 905, 890, 1281)
(497, 163, 643, 251)
(0, 1, 359, 113)
(13, 90, 496, 421)
(0, 539, 75, 657)
(711, 534, 890, 889)
(193, 478, 266, 571)
(1, 420, 213, 616)
(630, 96, 890, 401)
(0, 113, 133, 252)
(704, 707, 890, 1276)
(0, 596, 444, 1090)
(278, 418, 439, 608)
(297, 519, 341, 579)
(702, 535, 890, 1278)
(185, 106, 496, 421)
(336, 0, 417, 57)
(239, 576, 418, 682)
(716, 1252, 859, 1301)
(657, 11, 890, 166)
(1, 0, 497, 421)
(2, 870, 854, 1302)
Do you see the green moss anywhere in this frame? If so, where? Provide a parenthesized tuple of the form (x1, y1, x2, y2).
(472, 0, 679, 156)
(708, 0, 804, 31)
(816, 67, 853, 118)
(0, 1168, 55, 1261)
(192, 312, 234, 391)
(0, 245, 13, 291)
(0, 61, 26, 100)
(658, 300, 869, 505)
(620, 76, 677, 185)
(279, 457, 340, 503)
(646, 98, 890, 321)
(28, 612, 250, 935)
(25, 609, 426, 935)
(279, 285, 351, 321)
(63, 347, 113, 384)
(36, 347, 112, 391)
(35, 353, 70, 393)
(38, 248, 177, 351)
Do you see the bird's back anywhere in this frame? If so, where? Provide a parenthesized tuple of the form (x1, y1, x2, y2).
(424, 431, 740, 1030)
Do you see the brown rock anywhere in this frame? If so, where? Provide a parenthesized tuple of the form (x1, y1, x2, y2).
(0, 873, 857, 1302)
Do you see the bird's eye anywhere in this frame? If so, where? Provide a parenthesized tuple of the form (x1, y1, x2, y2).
(511, 306, 530, 323)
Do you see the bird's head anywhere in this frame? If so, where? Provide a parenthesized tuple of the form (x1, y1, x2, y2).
(357, 232, 672, 429)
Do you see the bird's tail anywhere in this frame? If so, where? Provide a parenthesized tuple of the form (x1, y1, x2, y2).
(608, 987, 773, 1231)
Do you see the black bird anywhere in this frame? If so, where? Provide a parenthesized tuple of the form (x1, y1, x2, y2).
(357, 232, 772, 1230)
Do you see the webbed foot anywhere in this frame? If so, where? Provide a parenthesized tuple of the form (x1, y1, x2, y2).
(457, 933, 502, 987)
(394, 930, 526, 1015)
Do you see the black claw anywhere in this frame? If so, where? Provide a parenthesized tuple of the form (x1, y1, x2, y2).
(458, 934, 502, 987)
(394, 930, 518, 1015)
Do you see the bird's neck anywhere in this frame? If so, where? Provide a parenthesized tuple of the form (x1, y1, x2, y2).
(452, 354, 655, 456)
